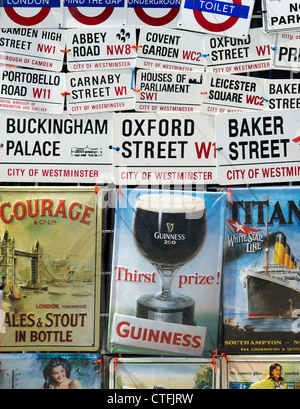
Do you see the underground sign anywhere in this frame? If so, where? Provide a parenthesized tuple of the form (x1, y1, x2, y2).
(127, 0, 181, 28)
(177, 0, 255, 39)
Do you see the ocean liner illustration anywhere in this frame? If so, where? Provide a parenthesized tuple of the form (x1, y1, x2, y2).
(240, 232, 300, 318)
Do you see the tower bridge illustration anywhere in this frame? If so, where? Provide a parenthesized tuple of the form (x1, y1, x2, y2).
(0, 229, 74, 293)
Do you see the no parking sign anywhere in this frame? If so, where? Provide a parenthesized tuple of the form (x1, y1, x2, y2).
(177, 0, 255, 39)
(0, 0, 62, 28)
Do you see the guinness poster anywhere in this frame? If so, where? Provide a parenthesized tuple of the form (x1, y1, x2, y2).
(222, 187, 300, 355)
(107, 188, 226, 357)
(0, 187, 101, 351)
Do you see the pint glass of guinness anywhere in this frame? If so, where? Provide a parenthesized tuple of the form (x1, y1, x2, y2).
(133, 193, 206, 326)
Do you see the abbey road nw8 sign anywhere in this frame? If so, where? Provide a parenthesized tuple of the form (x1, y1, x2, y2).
(0, 111, 113, 184)
(135, 70, 203, 112)
(204, 28, 273, 74)
(201, 73, 266, 115)
(63, 0, 127, 28)
(65, 69, 135, 114)
(136, 26, 206, 72)
(0, 28, 65, 72)
(272, 32, 300, 71)
(0, 66, 65, 114)
(263, 0, 300, 33)
(177, 0, 255, 39)
(215, 109, 300, 185)
(265, 79, 300, 110)
(126, 0, 181, 28)
(66, 26, 137, 71)
(0, 0, 63, 28)
(112, 112, 217, 185)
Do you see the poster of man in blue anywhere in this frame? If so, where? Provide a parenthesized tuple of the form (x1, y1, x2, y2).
(107, 188, 226, 357)
(222, 187, 300, 355)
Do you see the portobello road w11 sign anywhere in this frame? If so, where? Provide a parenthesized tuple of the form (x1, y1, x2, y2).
(177, 0, 255, 39)
(215, 109, 300, 185)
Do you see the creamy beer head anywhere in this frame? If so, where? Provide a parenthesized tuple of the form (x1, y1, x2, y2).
(133, 193, 206, 267)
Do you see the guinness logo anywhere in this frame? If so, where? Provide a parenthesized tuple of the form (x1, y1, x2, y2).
(166, 223, 174, 233)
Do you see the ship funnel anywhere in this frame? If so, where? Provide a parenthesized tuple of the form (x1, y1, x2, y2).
(274, 233, 286, 267)
(290, 254, 295, 269)
(284, 243, 291, 268)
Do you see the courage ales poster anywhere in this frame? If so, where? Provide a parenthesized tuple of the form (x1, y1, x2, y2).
(223, 187, 300, 354)
(0, 187, 101, 351)
(107, 188, 226, 356)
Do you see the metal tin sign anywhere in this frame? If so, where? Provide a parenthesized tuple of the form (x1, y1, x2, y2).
(0, 111, 113, 184)
(65, 26, 137, 71)
(65, 69, 135, 114)
(112, 112, 218, 185)
(126, 0, 181, 28)
(63, 0, 126, 28)
(201, 72, 266, 115)
(135, 70, 203, 112)
(136, 26, 206, 72)
(0, 0, 62, 28)
(223, 356, 300, 388)
(0, 353, 101, 389)
(177, 0, 255, 39)
(222, 187, 300, 355)
(0, 66, 65, 115)
(215, 109, 300, 185)
(204, 28, 273, 74)
(110, 357, 220, 389)
(0, 28, 65, 72)
(265, 79, 300, 110)
(263, 0, 300, 33)
(107, 188, 226, 357)
(272, 32, 300, 71)
(0, 186, 101, 351)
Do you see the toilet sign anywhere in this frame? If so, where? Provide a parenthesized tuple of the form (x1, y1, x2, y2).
(177, 0, 255, 39)
(0, 0, 62, 28)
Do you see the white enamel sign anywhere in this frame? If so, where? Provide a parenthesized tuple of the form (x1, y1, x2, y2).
(0, 28, 65, 72)
(204, 28, 273, 74)
(65, 69, 135, 114)
(265, 79, 300, 110)
(136, 26, 206, 72)
(0, 111, 113, 183)
(263, 0, 300, 33)
(135, 70, 203, 112)
(215, 110, 300, 185)
(272, 32, 300, 71)
(113, 112, 217, 185)
(201, 72, 266, 115)
(0, 66, 65, 115)
(177, 0, 255, 39)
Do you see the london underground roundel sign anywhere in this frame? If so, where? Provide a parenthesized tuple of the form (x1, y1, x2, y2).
(1, 0, 61, 27)
(127, 0, 181, 27)
(177, 0, 254, 39)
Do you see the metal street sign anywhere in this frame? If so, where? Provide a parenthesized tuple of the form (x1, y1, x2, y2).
(0, 111, 113, 184)
(272, 32, 300, 71)
(136, 26, 206, 72)
(0, 28, 65, 72)
(265, 79, 300, 110)
(0, 66, 65, 115)
(204, 28, 273, 74)
(201, 72, 266, 115)
(112, 112, 217, 185)
(135, 70, 203, 112)
(215, 109, 300, 185)
(66, 26, 137, 71)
